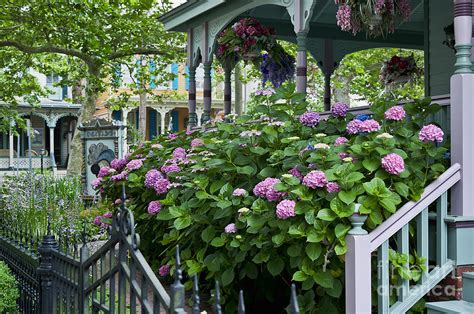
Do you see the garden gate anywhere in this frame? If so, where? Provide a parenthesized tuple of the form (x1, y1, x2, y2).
(0, 186, 300, 313)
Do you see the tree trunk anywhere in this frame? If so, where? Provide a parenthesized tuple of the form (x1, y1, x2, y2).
(138, 92, 147, 141)
(67, 67, 100, 176)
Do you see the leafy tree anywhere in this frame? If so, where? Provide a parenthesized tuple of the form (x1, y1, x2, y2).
(0, 0, 185, 174)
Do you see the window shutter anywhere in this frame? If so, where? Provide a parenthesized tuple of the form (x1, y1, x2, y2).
(112, 110, 122, 121)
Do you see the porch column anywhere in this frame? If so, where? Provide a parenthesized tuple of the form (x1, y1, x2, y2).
(188, 68, 198, 128)
(157, 106, 172, 134)
(49, 125, 57, 170)
(122, 109, 130, 154)
(202, 62, 212, 124)
(451, 0, 474, 216)
(8, 127, 14, 169)
(296, 32, 308, 95)
(196, 107, 204, 127)
(323, 40, 335, 111)
(224, 68, 232, 115)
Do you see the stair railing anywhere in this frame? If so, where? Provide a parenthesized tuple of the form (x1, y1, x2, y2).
(345, 163, 461, 314)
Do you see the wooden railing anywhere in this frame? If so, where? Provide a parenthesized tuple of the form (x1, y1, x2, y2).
(345, 163, 461, 314)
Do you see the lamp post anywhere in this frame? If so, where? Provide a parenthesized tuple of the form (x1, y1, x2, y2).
(39, 149, 46, 174)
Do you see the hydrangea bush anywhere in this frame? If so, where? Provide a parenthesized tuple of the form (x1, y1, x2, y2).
(96, 83, 447, 312)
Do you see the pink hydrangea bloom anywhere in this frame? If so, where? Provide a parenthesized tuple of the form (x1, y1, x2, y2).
(161, 164, 181, 174)
(159, 265, 170, 276)
(110, 171, 128, 182)
(168, 133, 178, 140)
(172, 147, 187, 160)
(224, 223, 237, 234)
(359, 119, 381, 133)
(103, 211, 113, 218)
(338, 152, 350, 159)
(331, 102, 349, 117)
(303, 171, 328, 189)
(299, 111, 320, 127)
(336, 4, 352, 31)
(253, 178, 286, 202)
(114, 198, 122, 205)
(92, 178, 102, 189)
(384, 106, 406, 121)
(288, 167, 303, 180)
(326, 182, 341, 193)
(126, 159, 143, 171)
(147, 201, 161, 215)
(191, 138, 204, 148)
(381, 153, 405, 175)
(145, 169, 164, 188)
(276, 200, 296, 219)
(334, 137, 349, 146)
(232, 188, 247, 197)
(111, 158, 127, 171)
(419, 124, 444, 143)
(154, 178, 170, 194)
(93, 216, 102, 226)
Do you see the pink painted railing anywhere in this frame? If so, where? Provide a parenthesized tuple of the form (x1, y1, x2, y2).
(345, 163, 461, 314)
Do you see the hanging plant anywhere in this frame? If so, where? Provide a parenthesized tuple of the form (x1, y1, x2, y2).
(215, 18, 276, 67)
(260, 45, 295, 88)
(335, 0, 411, 37)
(380, 55, 422, 87)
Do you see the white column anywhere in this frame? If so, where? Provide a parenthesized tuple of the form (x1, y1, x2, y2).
(8, 129, 14, 169)
(196, 107, 204, 127)
(49, 126, 56, 170)
(157, 106, 172, 134)
(122, 109, 130, 154)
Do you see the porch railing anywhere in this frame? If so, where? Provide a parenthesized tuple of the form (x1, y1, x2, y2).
(345, 163, 461, 313)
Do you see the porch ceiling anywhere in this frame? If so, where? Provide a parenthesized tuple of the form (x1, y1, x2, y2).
(161, 0, 425, 61)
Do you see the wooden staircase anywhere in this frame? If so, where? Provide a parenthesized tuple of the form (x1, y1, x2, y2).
(426, 272, 474, 313)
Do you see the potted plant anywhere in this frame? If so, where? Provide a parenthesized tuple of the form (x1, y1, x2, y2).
(380, 55, 422, 87)
(335, 0, 412, 37)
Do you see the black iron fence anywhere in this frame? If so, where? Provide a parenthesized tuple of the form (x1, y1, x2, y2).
(0, 187, 301, 313)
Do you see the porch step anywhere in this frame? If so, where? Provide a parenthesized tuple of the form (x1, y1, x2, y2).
(463, 272, 474, 303)
(426, 300, 474, 314)
(426, 272, 474, 313)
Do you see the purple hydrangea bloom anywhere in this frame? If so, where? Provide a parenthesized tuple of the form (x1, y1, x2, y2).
(168, 133, 178, 140)
(191, 138, 204, 148)
(419, 124, 444, 143)
(346, 119, 363, 134)
(303, 171, 328, 189)
(299, 111, 321, 127)
(111, 158, 128, 171)
(359, 119, 381, 133)
(232, 188, 247, 197)
(92, 178, 102, 189)
(103, 211, 113, 218)
(159, 265, 170, 277)
(326, 182, 341, 193)
(145, 169, 164, 188)
(172, 147, 187, 160)
(334, 137, 349, 146)
(147, 201, 162, 215)
(154, 178, 170, 194)
(384, 106, 406, 121)
(381, 153, 405, 175)
(98, 167, 111, 178)
(276, 200, 296, 219)
(126, 159, 143, 171)
(224, 223, 237, 234)
(253, 178, 286, 202)
(331, 102, 349, 117)
(161, 164, 181, 174)
(288, 167, 303, 180)
(93, 216, 102, 226)
(110, 171, 128, 182)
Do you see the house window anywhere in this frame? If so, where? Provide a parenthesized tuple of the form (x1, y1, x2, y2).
(46, 74, 63, 100)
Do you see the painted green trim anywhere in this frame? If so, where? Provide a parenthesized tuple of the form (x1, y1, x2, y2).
(417, 208, 429, 284)
(424, 0, 430, 96)
(454, 44, 473, 74)
(397, 225, 410, 301)
(437, 192, 448, 265)
(377, 240, 390, 314)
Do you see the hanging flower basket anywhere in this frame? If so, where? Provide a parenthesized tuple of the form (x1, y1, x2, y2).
(380, 55, 422, 87)
(215, 18, 276, 66)
(335, 0, 412, 37)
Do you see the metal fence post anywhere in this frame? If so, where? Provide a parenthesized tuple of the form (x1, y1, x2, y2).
(37, 223, 58, 314)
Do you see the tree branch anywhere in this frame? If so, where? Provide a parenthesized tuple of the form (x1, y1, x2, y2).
(0, 40, 98, 68)
(108, 47, 176, 60)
